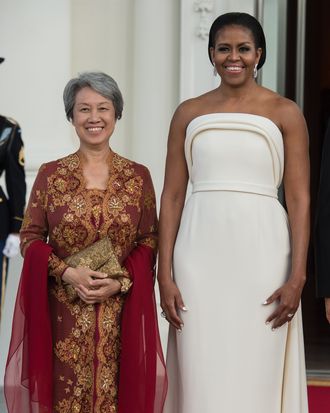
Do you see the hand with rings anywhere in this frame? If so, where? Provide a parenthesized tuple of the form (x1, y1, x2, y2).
(263, 278, 304, 330)
(159, 278, 187, 330)
(161, 310, 167, 319)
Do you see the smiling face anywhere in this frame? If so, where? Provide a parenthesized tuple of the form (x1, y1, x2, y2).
(72, 87, 116, 149)
(210, 24, 262, 86)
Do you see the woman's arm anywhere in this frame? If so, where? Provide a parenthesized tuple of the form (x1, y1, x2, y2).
(157, 104, 193, 329)
(20, 165, 71, 279)
(20, 166, 48, 254)
(265, 100, 310, 329)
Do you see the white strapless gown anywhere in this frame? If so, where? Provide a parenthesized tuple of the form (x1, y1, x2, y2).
(164, 113, 308, 413)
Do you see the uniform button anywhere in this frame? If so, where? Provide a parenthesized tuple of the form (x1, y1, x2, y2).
(0, 197, 3, 202)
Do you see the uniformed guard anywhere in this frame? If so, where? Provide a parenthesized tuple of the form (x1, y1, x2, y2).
(0, 56, 26, 321)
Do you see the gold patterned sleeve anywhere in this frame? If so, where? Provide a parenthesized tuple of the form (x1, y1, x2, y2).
(48, 254, 69, 278)
(117, 276, 132, 294)
(20, 164, 69, 278)
(136, 167, 158, 255)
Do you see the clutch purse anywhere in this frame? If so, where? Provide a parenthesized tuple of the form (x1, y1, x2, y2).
(63, 236, 128, 301)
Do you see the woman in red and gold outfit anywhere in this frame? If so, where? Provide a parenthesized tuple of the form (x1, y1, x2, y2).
(5, 72, 166, 413)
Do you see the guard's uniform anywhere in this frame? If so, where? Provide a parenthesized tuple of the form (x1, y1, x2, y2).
(0, 115, 26, 318)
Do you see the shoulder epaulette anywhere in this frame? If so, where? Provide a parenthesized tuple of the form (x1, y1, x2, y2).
(6, 116, 18, 126)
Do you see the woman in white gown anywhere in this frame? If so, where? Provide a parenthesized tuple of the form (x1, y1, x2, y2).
(157, 12, 310, 413)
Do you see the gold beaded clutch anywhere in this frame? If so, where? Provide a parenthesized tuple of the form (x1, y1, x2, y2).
(63, 236, 129, 301)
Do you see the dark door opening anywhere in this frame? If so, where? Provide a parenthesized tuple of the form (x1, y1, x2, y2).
(294, 0, 330, 376)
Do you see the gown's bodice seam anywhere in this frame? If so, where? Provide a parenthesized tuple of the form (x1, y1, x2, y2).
(192, 181, 278, 198)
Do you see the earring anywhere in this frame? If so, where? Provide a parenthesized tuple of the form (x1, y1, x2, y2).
(213, 63, 218, 77)
(253, 63, 258, 79)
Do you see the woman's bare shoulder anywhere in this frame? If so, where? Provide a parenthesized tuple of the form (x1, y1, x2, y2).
(172, 91, 216, 129)
(256, 88, 305, 130)
(259, 87, 298, 111)
(271, 95, 305, 131)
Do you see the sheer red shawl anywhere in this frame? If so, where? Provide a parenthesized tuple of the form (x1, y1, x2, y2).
(5, 242, 167, 413)
(4, 240, 53, 413)
(119, 245, 167, 413)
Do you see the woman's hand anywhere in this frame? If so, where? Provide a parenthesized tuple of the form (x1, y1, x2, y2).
(325, 298, 330, 323)
(159, 278, 187, 330)
(263, 278, 305, 329)
(62, 266, 107, 290)
(75, 278, 121, 304)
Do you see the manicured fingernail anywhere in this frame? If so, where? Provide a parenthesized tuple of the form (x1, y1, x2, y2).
(180, 323, 184, 329)
(178, 328, 182, 333)
(262, 300, 268, 305)
(265, 321, 270, 325)
(181, 306, 188, 311)
(271, 327, 276, 331)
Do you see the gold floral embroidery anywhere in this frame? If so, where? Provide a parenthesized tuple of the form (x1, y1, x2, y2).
(108, 195, 124, 215)
(77, 307, 94, 333)
(118, 276, 132, 294)
(56, 338, 81, 363)
(102, 306, 116, 332)
(94, 296, 124, 410)
(36, 189, 47, 209)
(70, 195, 87, 217)
(56, 397, 72, 412)
(91, 204, 102, 227)
(21, 210, 32, 230)
(120, 213, 129, 223)
(72, 399, 81, 413)
(76, 365, 93, 389)
(64, 213, 74, 222)
(74, 387, 82, 397)
(125, 176, 143, 196)
(100, 366, 115, 392)
(145, 190, 156, 210)
(140, 237, 157, 250)
(54, 177, 68, 193)
(48, 254, 68, 278)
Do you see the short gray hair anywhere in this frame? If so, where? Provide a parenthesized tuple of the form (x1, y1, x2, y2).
(63, 72, 124, 121)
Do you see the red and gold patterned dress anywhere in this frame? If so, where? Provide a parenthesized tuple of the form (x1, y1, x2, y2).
(20, 151, 158, 413)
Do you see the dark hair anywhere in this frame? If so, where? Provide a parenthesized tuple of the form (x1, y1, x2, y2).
(63, 72, 124, 121)
(208, 12, 266, 70)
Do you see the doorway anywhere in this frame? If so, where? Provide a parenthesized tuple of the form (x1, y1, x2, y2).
(296, 0, 330, 376)
(262, 0, 330, 378)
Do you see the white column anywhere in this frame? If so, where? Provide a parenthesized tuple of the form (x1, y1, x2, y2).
(130, 0, 180, 201)
(0, 0, 71, 386)
(71, 0, 133, 157)
(129, 0, 180, 350)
